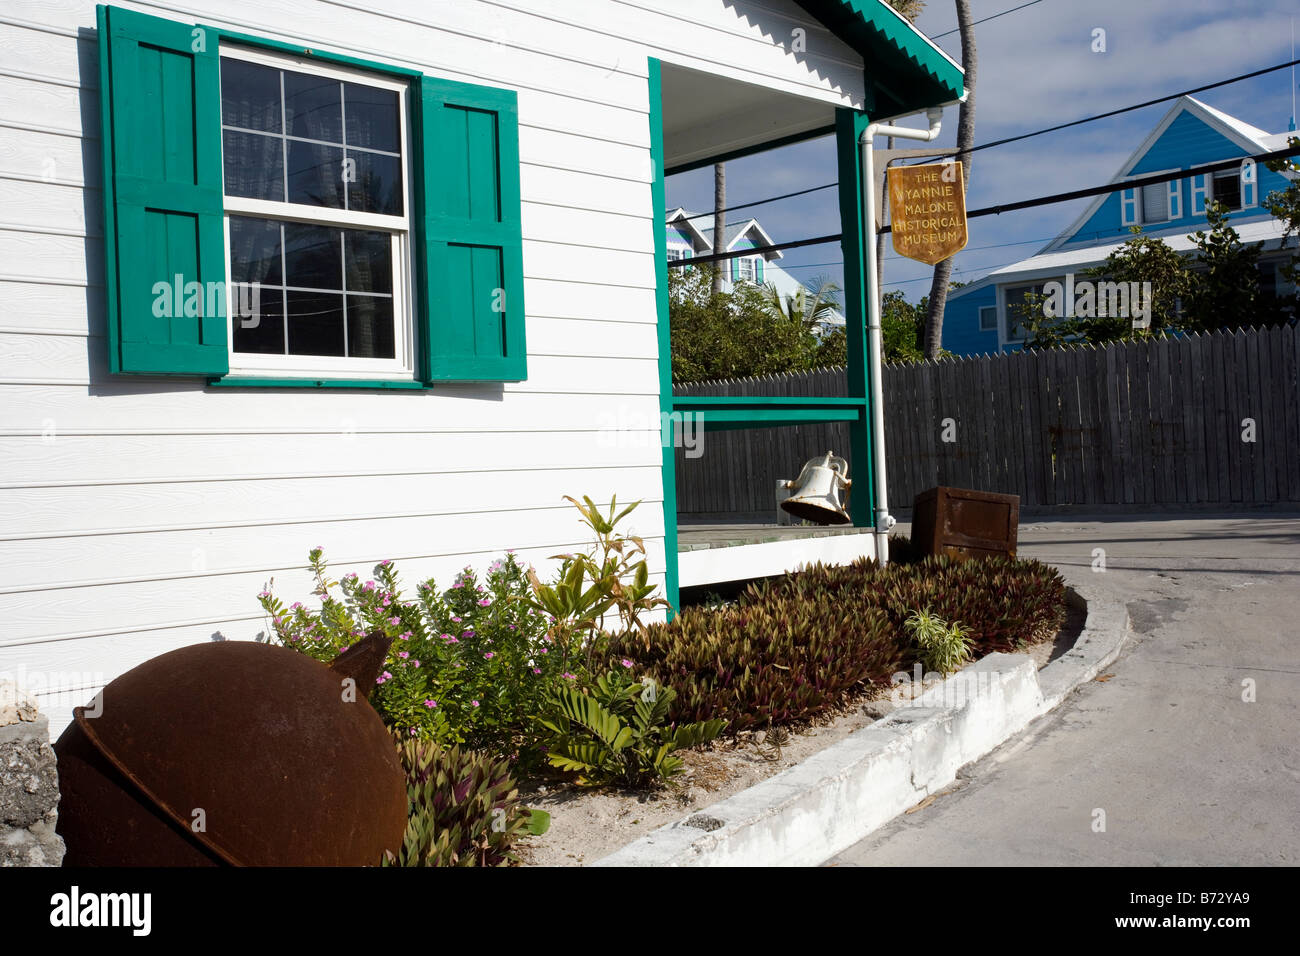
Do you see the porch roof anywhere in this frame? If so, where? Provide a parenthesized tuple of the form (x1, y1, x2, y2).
(796, 0, 966, 119)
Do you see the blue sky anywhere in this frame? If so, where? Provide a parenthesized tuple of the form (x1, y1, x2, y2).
(665, 0, 1300, 304)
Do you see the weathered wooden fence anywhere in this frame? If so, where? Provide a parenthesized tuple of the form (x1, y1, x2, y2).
(673, 325, 1300, 515)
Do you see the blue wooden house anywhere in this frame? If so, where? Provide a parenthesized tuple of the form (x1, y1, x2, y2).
(942, 96, 1297, 356)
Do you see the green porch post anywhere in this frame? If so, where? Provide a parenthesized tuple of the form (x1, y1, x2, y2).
(836, 107, 877, 529)
(648, 58, 679, 614)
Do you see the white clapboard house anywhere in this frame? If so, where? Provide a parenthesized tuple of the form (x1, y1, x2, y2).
(0, 1, 963, 734)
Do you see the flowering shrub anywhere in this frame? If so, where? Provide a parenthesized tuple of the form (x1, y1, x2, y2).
(259, 548, 571, 759)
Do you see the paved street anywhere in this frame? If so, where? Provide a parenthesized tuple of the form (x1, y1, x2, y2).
(829, 514, 1300, 866)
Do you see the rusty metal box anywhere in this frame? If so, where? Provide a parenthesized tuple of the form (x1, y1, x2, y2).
(911, 486, 1020, 560)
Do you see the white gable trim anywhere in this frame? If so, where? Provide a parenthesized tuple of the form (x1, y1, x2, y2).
(666, 209, 713, 251)
(725, 218, 783, 260)
(1039, 96, 1273, 254)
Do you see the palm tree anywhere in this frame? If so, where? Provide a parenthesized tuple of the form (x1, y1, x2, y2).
(922, 0, 976, 358)
(765, 274, 843, 336)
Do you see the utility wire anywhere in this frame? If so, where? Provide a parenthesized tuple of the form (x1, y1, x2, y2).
(666, 142, 1300, 268)
(931, 0, 1045, 40)
(967, 57, 1300, 154)
(670, 184, 836, 224)
(668, 58, 1300, 224)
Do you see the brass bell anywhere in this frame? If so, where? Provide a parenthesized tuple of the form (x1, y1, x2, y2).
(779, 451, 852, 525)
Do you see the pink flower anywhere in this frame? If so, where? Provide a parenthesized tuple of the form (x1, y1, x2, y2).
(532, 667, 541, 675)
(540, 647, 548, 654)
(476, 585, 484, 593)
(478, 598, 491, 606)
(451, 582, 462, 589)
(382, 596, 391, 607)
(388, 617, 400, 626)
(621, 659, 633, 668)
(451, 616, 461, 623)
(380, 559, 392, 567)
(398, 650, 409, 659)
(411, 659, 420, 667)
(375, 670, 393, 685)
(399, 631, 412, 641)
(290, 602, 302, 610)
(484, 652, 494, 660)
(462, 630, 475, 638)
(424, 699, 437, 708)
(471, 700, 480, 708)
(363, 581, 375, 591)
(257, 591, 270, 599)
(508, 624, 517, 630)
(562, 672, 577, 680)
(340, 645, 350, 653)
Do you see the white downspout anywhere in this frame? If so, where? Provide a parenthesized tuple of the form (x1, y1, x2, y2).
(860, 107, 944, 564)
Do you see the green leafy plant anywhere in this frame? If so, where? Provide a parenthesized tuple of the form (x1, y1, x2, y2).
(259, 549, 566, 760)
(540, 668, 725, 788)
(904, 608, 973, 674)
(383, 737, 537, 867)
(524, 496, 668, 669)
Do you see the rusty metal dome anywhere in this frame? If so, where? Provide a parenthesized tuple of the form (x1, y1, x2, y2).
(54, 636, 408, 866)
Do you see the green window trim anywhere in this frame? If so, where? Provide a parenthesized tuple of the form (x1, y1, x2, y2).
(96, 3, 527, 388)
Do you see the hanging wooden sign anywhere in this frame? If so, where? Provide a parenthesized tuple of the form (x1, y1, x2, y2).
(887, 161, 968, 265)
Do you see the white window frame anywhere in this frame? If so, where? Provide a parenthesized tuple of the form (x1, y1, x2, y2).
(219, 45, 417, 381)
(736, 256, 755, 281)
(1167, 176, 1182, 220)
(1190, 173, 1209, 215)
(1211, 168, 1243, 212)
(1127, 169, 1179, 225)
(1240, 158, 1258, 207)
(1120, 187, 1139, 227)
(978, 305, 997, 332)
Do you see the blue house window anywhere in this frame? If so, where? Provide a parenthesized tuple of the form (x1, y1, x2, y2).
(979, 305, 997, 331)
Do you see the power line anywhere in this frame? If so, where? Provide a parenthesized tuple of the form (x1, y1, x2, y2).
(967, 56, 1300, 155)
(665, 142, 1300, 267)
(931, 0, 1045, 40)
(668, 184, 837, 224)
(667, 57, 1300, 225)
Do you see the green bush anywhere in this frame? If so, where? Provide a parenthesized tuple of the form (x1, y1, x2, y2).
(383, 738, 529, 867)
(540, 668, 725, 788)
(260, 550, 568, 760)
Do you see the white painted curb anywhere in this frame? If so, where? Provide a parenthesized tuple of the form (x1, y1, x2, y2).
(592, 583, 1129, 867)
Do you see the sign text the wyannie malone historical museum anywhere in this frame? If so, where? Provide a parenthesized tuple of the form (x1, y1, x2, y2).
(887, 161, 968, 266)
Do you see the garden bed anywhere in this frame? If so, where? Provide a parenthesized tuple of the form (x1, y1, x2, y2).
(516, 601, 1082, 866)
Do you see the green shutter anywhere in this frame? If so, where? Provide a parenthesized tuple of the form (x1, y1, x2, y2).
(417, 77, 526, 382)
(731, 256, 739, 283)
(755, 257, 764, 284)
(98, 5, 228, 376)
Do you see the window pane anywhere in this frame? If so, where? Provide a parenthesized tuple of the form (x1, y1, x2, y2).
(221, 59, 281, 133)
(346, 295, 395, 358)
(347, 150, 403, 215)
(223, 131, 284, 201)
(229, 216, 283, 286)
(231, 287, 284, 354)
(287, 140, 345, 209)
(1213, 173, 1241, 209)
(283, 71, 342, 143)
(286, 290, 345, 356)
(284, 223, 342, 291)
(344, 83, 400, 153)
(344, 229, 393, 294)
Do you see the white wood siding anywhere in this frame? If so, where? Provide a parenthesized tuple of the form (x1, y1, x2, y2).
(0, 0, 865, 733)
